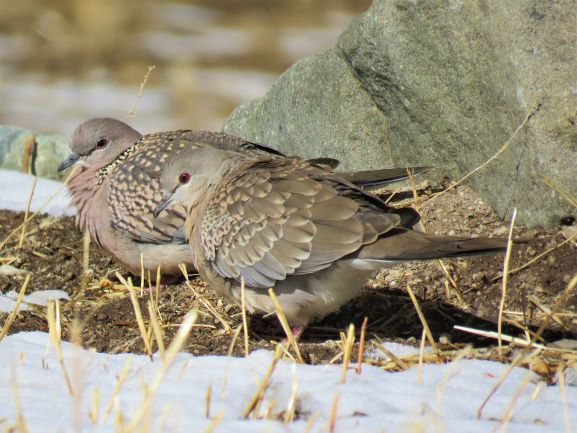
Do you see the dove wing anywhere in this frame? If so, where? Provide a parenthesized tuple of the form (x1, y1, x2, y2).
(199, 158, 408, 288)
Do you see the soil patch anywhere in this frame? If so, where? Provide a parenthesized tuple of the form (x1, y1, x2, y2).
(0, 184, 575, 367)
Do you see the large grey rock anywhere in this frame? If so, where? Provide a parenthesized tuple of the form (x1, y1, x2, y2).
(224, 0, 577, 228)
(0, 126, 69, 180)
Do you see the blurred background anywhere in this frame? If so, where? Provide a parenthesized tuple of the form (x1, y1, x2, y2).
(0, 0, 371, 134)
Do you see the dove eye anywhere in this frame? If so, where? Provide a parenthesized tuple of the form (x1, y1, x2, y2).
(178, 173, 191, 185)
(96, 138, 108, 149)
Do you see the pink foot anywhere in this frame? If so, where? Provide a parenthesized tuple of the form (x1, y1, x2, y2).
(140, 284, 165, 294)
(284, 326, 304, 343)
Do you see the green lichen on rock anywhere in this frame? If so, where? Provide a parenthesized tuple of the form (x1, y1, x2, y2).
(0, 126, 69, 181)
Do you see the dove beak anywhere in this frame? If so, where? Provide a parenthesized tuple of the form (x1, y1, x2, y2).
(57, 153, 81, 172)
(153, 192, 173, 218)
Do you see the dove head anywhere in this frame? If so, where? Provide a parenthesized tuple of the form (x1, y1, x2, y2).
(58, 118, 142, 172)
(154, 145, 228, 217)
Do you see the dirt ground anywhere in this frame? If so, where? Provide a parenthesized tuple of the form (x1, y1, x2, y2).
(0, 183, 576, 367)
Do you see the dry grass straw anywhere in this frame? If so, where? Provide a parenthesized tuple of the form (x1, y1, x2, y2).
(454, 326, 548, 351)
(490, 372, 533, 433)
(89, 387, 100, 424)
(227, 324, 243, 356)
(103, 356, 132, 422)
(283, 364, 298, 423)
(476, 273, 577, 419)
(543, 175, 577, 209)
(46, 299, 74, 396)
(0, 275, 30, 343)
(498, 208, 517, 357)
(240, 276, 250, 357)
(147, 301, 166, 363)
(424, 101, 539, 206)
(116, 272, 153, 359)
(17, 177, 37, 249)
(417, 328, 427, 384)
(268, 288, 304, 363)
(203, 414, 224, 433)
(121, 309, 198, 433)
(0, 170, 75, 253)
(406, 284, 439, 353)
(128, 65, 156, 118)
(355, 316, 368, 374)
(205, 383, 212, 419)
(340, 323, 355, 383)
(558, 364, 573, 433)
(303, 413, 320, 433)
(243, 344, 283, 419)
(372, 339, 409, 370)
(179, 264, 231, 333)
(495, 228, 577, 282)
(10, 362, 29, 433)
(329, 393, 340, 433)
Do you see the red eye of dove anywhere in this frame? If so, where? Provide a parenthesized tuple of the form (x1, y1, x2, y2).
(178, 173, 191, 184)
(96, 138, 108, 149)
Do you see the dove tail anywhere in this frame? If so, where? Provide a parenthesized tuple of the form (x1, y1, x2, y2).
(349, 230, 509, 270)
(339, 167, 431, 189)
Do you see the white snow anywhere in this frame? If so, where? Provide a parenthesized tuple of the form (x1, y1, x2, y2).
(0, 170, 576, 432)
(0, 289, 70, 312)
(0, 332, 575, 433)
(0, 169, 74, 217)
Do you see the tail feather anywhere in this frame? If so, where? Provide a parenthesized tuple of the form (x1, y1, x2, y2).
(356, 230, 510, 263)
(339, 167, 431, 189)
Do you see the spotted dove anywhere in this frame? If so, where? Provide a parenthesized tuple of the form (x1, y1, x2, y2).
(59, 118, 428, 276)
(154, 143, 510, 328)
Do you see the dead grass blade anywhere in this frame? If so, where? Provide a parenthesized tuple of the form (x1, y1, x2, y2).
(477, 273, 577, 419)
(372, 340, 409, 370)
(103, 356, 132, 421)
(0, 275, 30, 343)
(179, 264, 231, 333)
(243, 344, 283, 419)
(17, 177, 37, 249)
(417, 328, 426, 384)
(558, 364, 573, 433)
(147, 300, 165, 363)
(493, 229, 577, 282)
(11, 362, 29, 433)
(283, 364, 298, 423)
(240, 276, 250, 357)
(355, 316, 368, 374)
(454, 326, 547, 350)
(489, 372, 533, 433)
(121, 309, 198, 433)
(407, 284, 438, 353)
(205, 383, 212, 419)
(47, 300, 74, 396)
(268, 288, 304, 363)
(202, 413, 224, 433)
(543, 175, 577, 209)
(424, 102, 539, 205)
(116, 272, 153, 359)
(498, 208, 517, 357)
(329, 393, 340, 433)
(128, 65, 156, 117)
(0, 170, 75, 253)
(340, 324, 355, 384)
